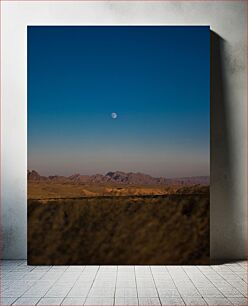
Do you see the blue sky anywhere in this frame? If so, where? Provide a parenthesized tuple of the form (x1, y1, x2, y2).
(28, 26, 209, 178)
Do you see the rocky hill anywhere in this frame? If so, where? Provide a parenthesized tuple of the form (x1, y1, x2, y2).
(28, 170, 209, 186)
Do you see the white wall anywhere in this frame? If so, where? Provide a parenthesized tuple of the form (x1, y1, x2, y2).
(1, 1, 246, 260)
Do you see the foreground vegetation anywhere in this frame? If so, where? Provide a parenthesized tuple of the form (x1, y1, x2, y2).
(28, 193, 209, 265)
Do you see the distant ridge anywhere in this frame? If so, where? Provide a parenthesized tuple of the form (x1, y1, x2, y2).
(28, 170, 209, 186)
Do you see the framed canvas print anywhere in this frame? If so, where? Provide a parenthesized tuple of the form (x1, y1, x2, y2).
(28, 26, 210, 265)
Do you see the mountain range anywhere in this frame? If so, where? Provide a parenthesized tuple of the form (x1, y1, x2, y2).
(28, 170, 209, 186)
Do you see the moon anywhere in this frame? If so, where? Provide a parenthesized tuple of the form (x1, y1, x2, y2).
(111, 112, 118, 119)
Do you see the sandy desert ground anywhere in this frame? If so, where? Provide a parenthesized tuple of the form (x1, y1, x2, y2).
(28, 181, 209, 200)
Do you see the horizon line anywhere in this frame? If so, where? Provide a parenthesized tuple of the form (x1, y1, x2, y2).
(28, 169, 210, 180)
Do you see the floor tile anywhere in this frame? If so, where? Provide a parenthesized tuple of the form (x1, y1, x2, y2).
(116, 279, 136, 287)
(12, 297, 40, 305)
(138, 287, 158, 297)
(136, 278, 155, 287)
(204, 297, 233, 305)
(115, 288, 137, 298)
(22, 282, 53, 297)
(160, 297, 185, 305)
(178, 289, 201, 298)
(37, 297, 64, 305)
(1, 260, 247, 306)
(217, 286, 245, 297)
(0, 297, 18, 305)
(157, 288, 180, 298)
(228, 297, 248, 305)
(138, 297, 161, 305)
(115, 297, 138, 305)
(182, 297, 207, 305)
(67, 285, 91, 297)
(88, 287, 115, 298)
(85, 297, 114, 305)
(61, 297, 86, 305)
(197, 287, 224, 298)
(66, 266, 85, 272)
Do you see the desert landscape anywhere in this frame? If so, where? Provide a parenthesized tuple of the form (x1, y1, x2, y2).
(28, 170, 209, 199)
(28, 26, 210, 265)
(28, 170, 210, 265)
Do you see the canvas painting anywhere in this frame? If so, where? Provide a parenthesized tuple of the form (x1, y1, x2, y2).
(28, 26, 210, 264)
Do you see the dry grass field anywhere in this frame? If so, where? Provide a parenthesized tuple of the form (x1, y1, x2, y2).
(28, 181, 208, 199)
(28, 186, 209, 265)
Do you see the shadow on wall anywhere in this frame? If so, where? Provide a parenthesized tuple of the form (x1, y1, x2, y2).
(210, 31, 244, 263)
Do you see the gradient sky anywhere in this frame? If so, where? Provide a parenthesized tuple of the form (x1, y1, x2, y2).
(28, 26, 210, 178)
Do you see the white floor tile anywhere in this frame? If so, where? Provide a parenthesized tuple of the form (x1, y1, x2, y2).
(66, 266, 85, 272)
(182, 297, 207, 305)
(61, 297, 86, 305)
(217, 286, 245, 297)
(157, 288, 181, 298)
(118, 266, 135, 272)
(116, 279, 136, 287)
(136, 279, 155, 287)
(160, 297, 185, 305)
(85, 297, 114, 305)
(204, 297, 232, 305)
(0, 297, 18, 305)
(45, 284, 72, 297)
(115, 297, 138, 305)
(228, 297, 248, 305)
(115, 288, 137, 298)
(138, 287, 158, 297)
(197, 287, 224, 298)
(1, 260, 246, 306)
(138, 297, 161, 305)
(88, 287, 115, 298)
(178, 289, 201, 298)
(37, 297, 64, 305)
(22, 282, 53, 297)
(12, 297, 40, 305)
(67, 285, 91, 297)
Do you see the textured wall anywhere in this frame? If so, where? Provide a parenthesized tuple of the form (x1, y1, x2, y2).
(1, 1, 246, 260)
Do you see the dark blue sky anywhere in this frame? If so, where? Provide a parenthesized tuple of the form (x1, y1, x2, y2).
(28, 26, 209, 177)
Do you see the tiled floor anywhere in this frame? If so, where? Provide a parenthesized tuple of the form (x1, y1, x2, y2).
(1, 260, 247, 305)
